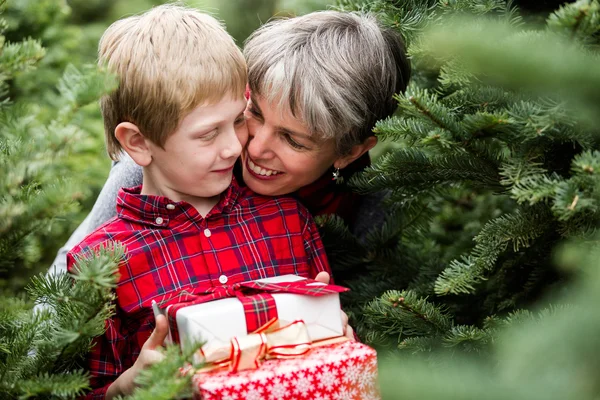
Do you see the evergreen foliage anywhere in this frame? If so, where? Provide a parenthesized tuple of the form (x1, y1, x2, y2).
(0, 1, 123, 395)
(3, 0, 600, 398)
(0, 244, 122, 399)
(0, 0, 117, 292)
(377, 238, 600, 399)
(323, 0, 600, 362)
(121, 341, 204, 400)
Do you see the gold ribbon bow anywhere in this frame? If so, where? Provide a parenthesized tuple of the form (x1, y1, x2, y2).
(198, 319, 313, 373)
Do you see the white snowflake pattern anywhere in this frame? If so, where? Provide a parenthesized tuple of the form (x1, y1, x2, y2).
(357, 368, 378, 390)
(349, 345, 371, 359)
(292, 373, 312, 396)
(252, 368, 274, 385)
(245, 388, 264, 400)
(362, 389, 382, 400)
(220, 393, 239, 400)
(268, 379, 289, 400)
(300, 356, 323, 370)
(334, 387, 357, 400)
(342, 362, 362, 384)
(218, 386, 241, 400)
(317, 369, 337, 391)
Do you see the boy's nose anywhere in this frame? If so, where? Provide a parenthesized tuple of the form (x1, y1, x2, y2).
(223, 137, 242, 159)
(220, 127, 243, 159)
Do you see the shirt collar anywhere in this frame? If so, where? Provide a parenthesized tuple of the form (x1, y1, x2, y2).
(116, 177, 241, 227)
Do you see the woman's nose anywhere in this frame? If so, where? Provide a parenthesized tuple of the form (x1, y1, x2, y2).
(247, 123, 273, 158)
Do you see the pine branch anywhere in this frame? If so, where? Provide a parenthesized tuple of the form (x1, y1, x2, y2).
(547, 0, 600, 45)
(510, 173, 561, 205)
(398, 335, 442, 353)
(572, 149, 600, 177)
(0, 38, 45, 80)
(400, 87, 465, 140)
(435, 207, 553, 295)
(442, 325, 493, 354)
(420, 16, 600, 118)
(55, 64, 117, 120)
(349, 148, 501, 194)
(362, 289, 454, 344)
(0, 243, 122, 399)
(552, 180, 598, 221)
(442, 85, 524, 114)
(15, 370, 89, 400)
(122, 342, 203, 400)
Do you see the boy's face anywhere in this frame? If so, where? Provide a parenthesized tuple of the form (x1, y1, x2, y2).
(145, 96, 247, 204)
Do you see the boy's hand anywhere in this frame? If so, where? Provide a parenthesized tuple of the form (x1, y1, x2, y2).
(314, 271, 330, 285)
(106, 314, 169, 399)
(314, 272, 355, 341)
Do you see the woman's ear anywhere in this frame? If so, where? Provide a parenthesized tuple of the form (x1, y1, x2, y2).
(334, 136, 378, 170)
(114, 122, 153, 167)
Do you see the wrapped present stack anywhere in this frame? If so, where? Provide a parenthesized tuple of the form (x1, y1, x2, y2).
(153, 275, 380, 400)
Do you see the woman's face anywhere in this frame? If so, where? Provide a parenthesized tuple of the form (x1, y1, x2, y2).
(241, 94, 340, 196)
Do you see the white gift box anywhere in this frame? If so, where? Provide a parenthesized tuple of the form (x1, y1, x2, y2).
(153, 275, 344, 352)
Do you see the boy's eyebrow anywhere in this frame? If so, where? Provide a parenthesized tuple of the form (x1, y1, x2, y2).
(250, 95, 318, 143)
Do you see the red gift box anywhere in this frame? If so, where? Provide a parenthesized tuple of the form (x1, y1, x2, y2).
(193, 340, 380, 400)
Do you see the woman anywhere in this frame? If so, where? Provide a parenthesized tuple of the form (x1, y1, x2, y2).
(48, 10, 411, 276)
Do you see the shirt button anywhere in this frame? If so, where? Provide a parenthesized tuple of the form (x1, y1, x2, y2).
(219, 275, 228, 284)
(203, 228, 211, 238)
(166, 204, 175, 210)
(155, 217, 164, 224)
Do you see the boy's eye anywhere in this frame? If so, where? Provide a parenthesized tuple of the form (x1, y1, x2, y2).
(197, 129, 218, 140)
(235, 115, 246, 125)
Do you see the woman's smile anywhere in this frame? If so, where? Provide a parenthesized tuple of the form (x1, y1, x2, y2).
(245, 156, 282, 179)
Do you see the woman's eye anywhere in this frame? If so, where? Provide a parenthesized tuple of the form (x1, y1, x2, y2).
(283, 133, 306, 150)
(247, 105, 262, 119)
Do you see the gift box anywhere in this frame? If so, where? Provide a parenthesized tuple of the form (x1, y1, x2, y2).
(154, 275, 348, 354)
(192, 340, 380, 400)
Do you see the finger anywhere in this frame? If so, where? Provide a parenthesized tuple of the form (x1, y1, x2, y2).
(145, 349, 166, 365)
(314, 271, 330, 284)
(144, 314, 169, 350)
(345, 325, 355, 341)
(341, 311, 348, 327)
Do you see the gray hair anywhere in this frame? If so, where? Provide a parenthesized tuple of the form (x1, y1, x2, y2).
(244, 11, 410, 155)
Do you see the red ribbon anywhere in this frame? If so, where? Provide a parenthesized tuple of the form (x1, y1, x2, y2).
(163, 279, 349, 344)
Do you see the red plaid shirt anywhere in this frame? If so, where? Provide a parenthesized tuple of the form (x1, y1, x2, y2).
(67, 178, 330, 399)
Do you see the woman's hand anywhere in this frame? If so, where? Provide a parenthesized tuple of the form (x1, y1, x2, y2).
(314, 272, 356, 341)
(106, 314, 169, 399)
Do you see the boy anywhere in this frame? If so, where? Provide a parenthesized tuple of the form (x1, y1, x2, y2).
(67, 5, 331, 399)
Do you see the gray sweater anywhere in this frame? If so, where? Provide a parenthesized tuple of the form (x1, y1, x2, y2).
(48, 155, 385, 276)
(47, 154, 143, 276)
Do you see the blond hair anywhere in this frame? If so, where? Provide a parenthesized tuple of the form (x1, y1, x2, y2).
(99, 4, 247, 159)
(245, 11, 410, 156)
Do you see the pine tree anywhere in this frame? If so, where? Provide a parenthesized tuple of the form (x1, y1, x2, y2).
(322, 0, 600, 356)
(0, 0, 117, 292)
(0, 245, 122, 399)
(0, 0, 124, 395)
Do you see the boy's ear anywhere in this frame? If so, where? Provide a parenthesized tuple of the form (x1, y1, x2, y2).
(114, 122, 153, 167)
(334, 136, 378, 170)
